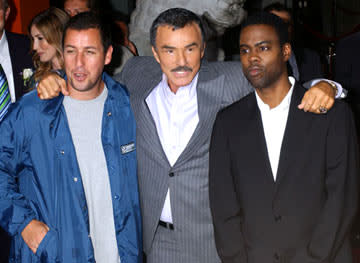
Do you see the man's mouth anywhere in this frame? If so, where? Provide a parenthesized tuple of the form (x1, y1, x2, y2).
(248, 66, 263, 77)
(73, 72, 87, 81)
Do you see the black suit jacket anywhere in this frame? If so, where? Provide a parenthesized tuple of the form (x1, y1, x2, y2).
(335, 31, 360, 103)
(6, 31, 33, 100)
(289, 47, 324, 83)
(209, 84, 359, 263)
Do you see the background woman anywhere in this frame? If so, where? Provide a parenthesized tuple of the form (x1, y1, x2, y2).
(29, 7, 69, 83)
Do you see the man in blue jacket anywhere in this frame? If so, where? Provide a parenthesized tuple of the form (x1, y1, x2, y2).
(0, 12, 142, 263)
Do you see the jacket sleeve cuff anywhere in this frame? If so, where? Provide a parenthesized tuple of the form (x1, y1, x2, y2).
(15, 213, 37, 237)
(311, 79, 346, 99)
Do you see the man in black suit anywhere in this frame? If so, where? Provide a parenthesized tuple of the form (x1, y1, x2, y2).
(0, 0, 33, 260)
(0, 0, 33, 101)
(209, 12, 359, 263)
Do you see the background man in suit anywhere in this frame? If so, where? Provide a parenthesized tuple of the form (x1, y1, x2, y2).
(335, 30, 360, 248)
(0, 0, 32, 260)
(209, 12, 358, 263)
(63, 0, 91, 17)
(0, 0, 33, 102)
(264, 2, 326, 84)
(36, 8, 341, 263)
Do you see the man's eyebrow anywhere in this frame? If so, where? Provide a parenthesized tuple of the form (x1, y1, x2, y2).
(160, 45, 175, 49)
(254, 40, 272, 47)
(64, 45, 97, 49)
(239, 40, 272, 49)
(185, 42, 198, 48)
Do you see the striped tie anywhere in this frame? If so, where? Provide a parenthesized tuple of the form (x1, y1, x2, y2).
(0, 64, 11, 121)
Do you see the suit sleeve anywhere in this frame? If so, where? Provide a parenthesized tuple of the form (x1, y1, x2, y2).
(209, 111, 248, 263)
(0, 107, 37, 236)
(293, 103, 359, 262)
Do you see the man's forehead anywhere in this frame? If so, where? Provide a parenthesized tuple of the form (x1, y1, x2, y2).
(156, 23, 202, 43)
(64, 28, 101, 46)
(64, 0, 89, 8)
(240, 24, 278, 42)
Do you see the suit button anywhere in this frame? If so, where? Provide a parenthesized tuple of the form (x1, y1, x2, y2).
(274, 253, 280, 261)
(169, 172, 174, 177)
(275, 215, 282, 222)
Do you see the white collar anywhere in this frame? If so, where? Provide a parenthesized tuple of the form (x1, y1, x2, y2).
(255, 76, 295, 112)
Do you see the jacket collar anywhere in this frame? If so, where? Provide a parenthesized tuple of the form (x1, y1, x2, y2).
(41, 72, 125, 117)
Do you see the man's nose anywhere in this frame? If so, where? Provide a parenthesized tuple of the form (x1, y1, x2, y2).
(75, 52, 85, 66)
(248, 50, 260, 63)
(177, 51, 187, 66)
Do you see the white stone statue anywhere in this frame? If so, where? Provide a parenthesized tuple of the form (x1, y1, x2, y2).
(129, 0, 247, 56)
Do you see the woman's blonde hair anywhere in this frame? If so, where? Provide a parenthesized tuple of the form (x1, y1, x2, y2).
(28, 7, 69, 82)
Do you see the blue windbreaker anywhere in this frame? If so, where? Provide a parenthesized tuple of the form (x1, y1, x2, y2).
(0, 73, 142, 262)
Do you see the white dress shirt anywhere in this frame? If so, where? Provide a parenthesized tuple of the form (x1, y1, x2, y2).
(0, 31, 16, 102)
(255, 77, 295, 181)
(146, 73, 199, 223)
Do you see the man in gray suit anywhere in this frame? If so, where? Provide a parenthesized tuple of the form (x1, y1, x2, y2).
(37, 8, 339, 263)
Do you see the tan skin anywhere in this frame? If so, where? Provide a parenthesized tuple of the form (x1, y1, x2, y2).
(22, 28, 112, 254)
(151, 23, 205, 93)
(37, 24, 335, 113)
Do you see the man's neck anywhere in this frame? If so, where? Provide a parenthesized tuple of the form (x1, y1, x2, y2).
(255, 75, 292, 109)
(0, 30, 5, 41)
(68, 81, 105, 101)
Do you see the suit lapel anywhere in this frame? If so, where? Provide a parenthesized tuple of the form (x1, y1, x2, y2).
(135, 65, 170, 166)
(7, 32, 23, 99)
(275, 84, 312, 186)
(247, 93, 276, 184)
(173, 62, 225, 168)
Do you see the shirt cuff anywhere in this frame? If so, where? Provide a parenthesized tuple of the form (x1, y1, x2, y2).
(311, 79, 346, 99)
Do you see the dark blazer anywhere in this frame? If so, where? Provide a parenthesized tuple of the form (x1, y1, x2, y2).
(335, 31, 360, 103)
(209, 84, 359, 263)
(292, 47, 324, 83)
(6, 31, 33, 100)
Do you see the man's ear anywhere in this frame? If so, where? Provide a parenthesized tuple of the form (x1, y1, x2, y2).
(104, 45, 113, 65)
(200, 42, 206, 58)
(5, 7, 10, 22)
(151, 46, 160, 64)
(282, 43, 291, 62)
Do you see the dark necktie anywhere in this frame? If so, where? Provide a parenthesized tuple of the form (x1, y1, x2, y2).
(0, 64, 11, 121)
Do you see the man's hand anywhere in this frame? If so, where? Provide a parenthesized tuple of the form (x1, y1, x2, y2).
(298, 81, 336, 114)
(21, 219, 49, 254)
(37, 72, 68, 99)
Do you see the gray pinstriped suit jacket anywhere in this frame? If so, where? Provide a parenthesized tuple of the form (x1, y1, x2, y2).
(115, 56, 253, 262)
